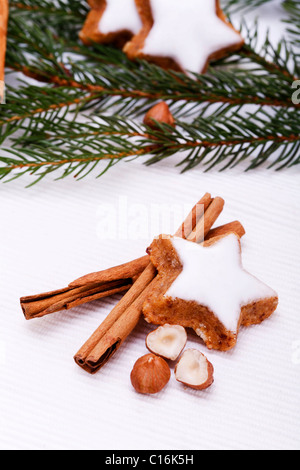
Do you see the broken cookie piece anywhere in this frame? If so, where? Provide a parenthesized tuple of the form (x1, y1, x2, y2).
(142, 233, 278, 351)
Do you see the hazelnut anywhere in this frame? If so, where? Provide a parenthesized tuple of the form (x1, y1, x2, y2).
(174, 349, 214, 390)
(143, 102, 175, 130)
(130, 353, 171, 394)
(146, 324, 187, 361)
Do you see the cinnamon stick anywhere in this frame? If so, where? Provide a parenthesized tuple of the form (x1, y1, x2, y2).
(21, 255, 149, 320)
(74, 194, 227, 373)
(0, 0, 8, 102)
(174, 192, 213, 238)
(75, 263, 157, 372)
(69, 255, 149, 288)
(21, 280, 132, 319)
(187, 197, 225, 243)
(205, 220, 245, 241)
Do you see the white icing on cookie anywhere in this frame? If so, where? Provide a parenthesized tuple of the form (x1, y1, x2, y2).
(166, 234, 277, 333)
(100, 0, 142, 35)
(142, 0, 243, 73)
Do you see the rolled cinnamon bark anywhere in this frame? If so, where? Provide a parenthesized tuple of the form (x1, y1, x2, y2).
(69, 255, 149, 288)
(0, 0, 8, 102)
(21, 255, 149, 320)
(174, 192, 213, 239)
(205, 220, 245, 241)
(187, 197, 225, 243)
(21, 280, 132, 319)
(75, 262, 157, 372)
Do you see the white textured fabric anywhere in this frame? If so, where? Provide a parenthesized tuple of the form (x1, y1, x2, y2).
(0, 3, 299, 451)
(0, 162, 299, 450)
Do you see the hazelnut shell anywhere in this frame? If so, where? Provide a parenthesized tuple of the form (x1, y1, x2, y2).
(130, 353, 171, 394)
(174, 349, 214, 391)
(146, 324, 187, 361)
(143, 102, 175, 130)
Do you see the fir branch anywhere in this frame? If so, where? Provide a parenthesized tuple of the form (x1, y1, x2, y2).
(10, 0, 88, 40)
(282, 0, 300, 51)
(222, 0, 274, 15)
(1, 0, 299, 183)
(237, 19, 299, 80)
(0, 84, 94, 145)
(2, 56, 297, 149)
(4, 16, 299, 141)
(1, 107, 299, 185)
(6, 14, 299, 113)
(10, 0, 87, 16)
(0, 141, 150, 186)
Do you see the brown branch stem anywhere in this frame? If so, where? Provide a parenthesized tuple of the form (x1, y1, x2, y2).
(4, 61, 298, 132)
(3, 133, 299, 175)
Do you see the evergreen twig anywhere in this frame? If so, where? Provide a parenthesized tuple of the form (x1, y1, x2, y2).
(0, 0, 299, 184)
(282, 0, 300, 51)
(1, 107, 299, 186)
(222, 0, 273, 15)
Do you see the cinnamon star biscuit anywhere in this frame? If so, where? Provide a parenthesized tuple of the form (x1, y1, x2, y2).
(80, 0, 142, 48)
(124, 0, 244, 74)
(143, 233, 278, 351)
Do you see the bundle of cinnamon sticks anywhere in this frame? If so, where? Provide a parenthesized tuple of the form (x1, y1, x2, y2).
(20, 193, 245, 374)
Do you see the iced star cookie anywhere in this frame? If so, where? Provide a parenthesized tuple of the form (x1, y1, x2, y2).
(80, 0, 142, 48)
(143, 234, 278, 351)
(124, 0, 244, 74)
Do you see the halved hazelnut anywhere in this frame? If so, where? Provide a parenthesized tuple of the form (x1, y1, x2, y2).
(143, 102, 175, 130)
(146, 324, 187, 361)
(174, 349, 214, 390)
(130, 353, 171, 394)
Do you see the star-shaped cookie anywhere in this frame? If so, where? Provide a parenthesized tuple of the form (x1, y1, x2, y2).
(143, 234, 278, 351)
(124, 0, 244, 74)
(80, 0, 142, 48)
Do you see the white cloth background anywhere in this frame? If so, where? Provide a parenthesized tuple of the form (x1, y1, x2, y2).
(0, 2, 299, 450)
